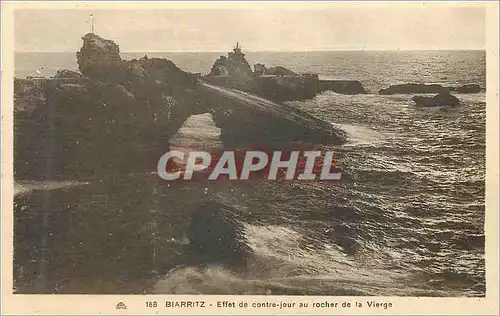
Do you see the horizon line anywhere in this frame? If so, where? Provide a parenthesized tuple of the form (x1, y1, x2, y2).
(15, 48, 487, 53)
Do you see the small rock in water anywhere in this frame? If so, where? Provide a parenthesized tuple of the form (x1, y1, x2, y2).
(455, 84, 481, 93)
(412, 90, 459, 107)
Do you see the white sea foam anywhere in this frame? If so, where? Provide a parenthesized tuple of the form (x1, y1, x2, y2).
(151, 223, 456, 296)
(332, 123, 387, 146)
(14, 180, 89, 196)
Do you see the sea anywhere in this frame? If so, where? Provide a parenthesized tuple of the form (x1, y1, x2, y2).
(13, 50, 486, 296)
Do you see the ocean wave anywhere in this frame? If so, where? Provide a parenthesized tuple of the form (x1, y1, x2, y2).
(152, 222, 465, 296)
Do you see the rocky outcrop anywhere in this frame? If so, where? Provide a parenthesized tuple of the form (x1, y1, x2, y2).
(412, 91, 460, 107)
(455, 84, 482, 93)
(250, 73, 319, 102)
(15, 33, 205, 180)
(253, 63, 267, 75)
(206, 45, 368, 101)
(265, 66, 298, 76)
(77, 33, 198, 99)
(188, 200, 251, 269)
(199, 82, 345, 146)
(318, 80, 368, 95)
(15, 34, 346, 180)
(53, 69, 84, 79)
(14, 79, 200, 180)
(379, 83, 483, 95)
(207, 44, 253, 91)
(14, 79, 47, 113)
(205, 48, 319, 102)
(76, 33, 123, 82)
(379, 83, 448, 95)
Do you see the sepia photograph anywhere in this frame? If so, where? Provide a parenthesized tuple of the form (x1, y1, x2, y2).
(1, 1, 499, 315)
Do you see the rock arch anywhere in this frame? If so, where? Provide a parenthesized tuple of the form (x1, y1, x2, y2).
(14, 33, 346, 181)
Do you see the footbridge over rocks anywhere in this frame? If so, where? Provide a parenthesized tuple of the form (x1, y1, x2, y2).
(14, 33, 346, 181)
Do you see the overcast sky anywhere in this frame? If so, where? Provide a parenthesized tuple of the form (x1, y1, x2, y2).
(15, 7, 485, 52)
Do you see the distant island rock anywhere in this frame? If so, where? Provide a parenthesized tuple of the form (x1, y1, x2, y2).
(379, 83, 483, 95)
(455, 84, 482, 93)
(379, 83, 449, 95)
(205, 43, 367, 102)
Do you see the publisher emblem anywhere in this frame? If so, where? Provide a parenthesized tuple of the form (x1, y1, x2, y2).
(116, 302, 127, 310)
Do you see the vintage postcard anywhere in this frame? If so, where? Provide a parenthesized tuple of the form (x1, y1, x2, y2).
(1, 1, 499, 315)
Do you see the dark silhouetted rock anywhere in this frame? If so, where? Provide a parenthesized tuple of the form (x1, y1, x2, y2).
(318, 80, 368, 95)
(199, 82, 347, 146)
(53, 69, 84, 79)
(206, 44, 367, 101)
(265, 66, 298, 76)
(77, 33, 197, 95)
(15, 33, 203, 180)
(188, 200, 251, 269)
(207, 43, 253, 90)
(77, 33, 123, 83)
(15, 34, 347, 180)
(253, 63, 267, 75)
(379, 83, 449, 95)
(14, 79, 47, 113)
(455, 84, 482, 93)
(250, 73, 319, 102)
(206, 48, 319, 102)
(412, 90, 460, 107)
